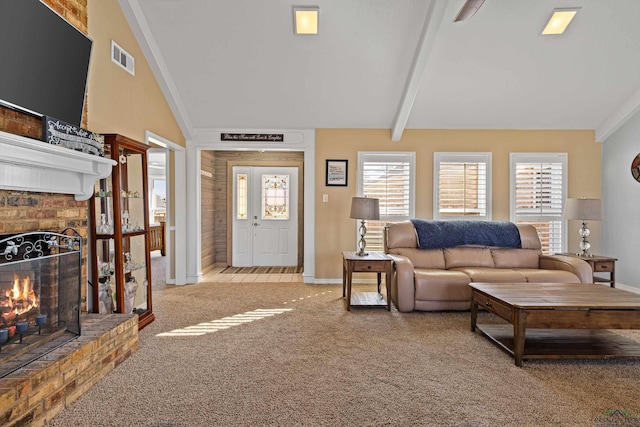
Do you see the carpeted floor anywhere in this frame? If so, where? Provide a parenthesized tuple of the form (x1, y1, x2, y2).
(150, 250, 167, 291)
(45, 280, 640, 427)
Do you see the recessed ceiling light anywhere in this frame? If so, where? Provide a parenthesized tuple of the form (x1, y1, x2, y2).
(541, 8, 580, 35)
(293, 6, 319, 35)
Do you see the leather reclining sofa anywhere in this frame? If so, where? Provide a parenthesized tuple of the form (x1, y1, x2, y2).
(383, 220, 592, 312)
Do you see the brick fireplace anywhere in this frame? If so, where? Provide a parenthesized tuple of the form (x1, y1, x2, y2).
(0, 0, 90, 258)
(0, 121, 143, 426)
(0, 230, 83, 377)
(0, 129, 141, 426)
(0, 2, 142, 424)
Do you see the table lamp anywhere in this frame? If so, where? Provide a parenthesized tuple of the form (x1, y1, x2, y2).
(563, 197, 603, 257)
(349, 197, 380, 256)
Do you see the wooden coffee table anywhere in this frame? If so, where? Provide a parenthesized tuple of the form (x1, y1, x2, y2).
(470, 283, 640, 367)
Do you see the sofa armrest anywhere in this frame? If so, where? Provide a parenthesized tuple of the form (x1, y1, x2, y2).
(539, 255, 593, 283)
(387, 254, 416, 312)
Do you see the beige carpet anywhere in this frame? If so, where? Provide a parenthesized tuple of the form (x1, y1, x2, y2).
(150, 250, 167, 292)
(45, 280, 640, 426)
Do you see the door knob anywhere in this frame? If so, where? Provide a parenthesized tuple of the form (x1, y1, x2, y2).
(253, 223, 259, 226)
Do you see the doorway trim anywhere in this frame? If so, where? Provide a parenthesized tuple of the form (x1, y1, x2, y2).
(186, 129, 315, 283)
(228, 161, 304, 267)
(145, 130, 187, 285)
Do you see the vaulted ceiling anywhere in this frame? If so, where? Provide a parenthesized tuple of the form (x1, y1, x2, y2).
(120, 0, 640, 142)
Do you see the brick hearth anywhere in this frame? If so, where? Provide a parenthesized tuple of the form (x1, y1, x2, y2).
(0, 314, 138, 426)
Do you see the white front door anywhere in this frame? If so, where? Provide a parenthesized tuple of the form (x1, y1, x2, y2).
(232, 166, 298, 267)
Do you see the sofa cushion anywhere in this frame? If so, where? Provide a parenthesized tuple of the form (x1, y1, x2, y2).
(515, 269, 580, 283)
(414, 300, 472, 311)
(444, 247, 494, 269)
(391, 248, 445, 269)
(414, 269, 471, 301)
(451, 267, 527, 282)
(491, 248, 541, 269)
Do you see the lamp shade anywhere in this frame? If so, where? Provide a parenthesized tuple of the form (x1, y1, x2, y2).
(349, 197, 380, 220)
(563, 198, 603, 221)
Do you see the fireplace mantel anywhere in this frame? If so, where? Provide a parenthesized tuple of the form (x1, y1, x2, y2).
(0, 129, 115, 201)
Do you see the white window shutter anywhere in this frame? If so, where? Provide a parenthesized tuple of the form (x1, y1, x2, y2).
(357, 152, 415, 252)
(510, 153, 567, 254)
(434, 153, 491, 220)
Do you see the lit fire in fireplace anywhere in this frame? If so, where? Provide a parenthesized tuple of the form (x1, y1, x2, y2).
(1, 274, 39, 324)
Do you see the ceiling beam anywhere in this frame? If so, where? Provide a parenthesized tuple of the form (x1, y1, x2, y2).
(595, 86, 640, 142)
(391, 0, 447, 142)
(118, 0, 194, 141)
(454, 0, 486, 22)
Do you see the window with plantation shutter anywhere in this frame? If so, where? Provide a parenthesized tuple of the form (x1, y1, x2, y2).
(434, 153, 491, 220)
(510, 153, 567, 255)
(356, 152, 416, 252)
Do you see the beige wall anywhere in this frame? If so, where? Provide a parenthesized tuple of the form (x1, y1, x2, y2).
(87, 0, 185, 146)
(315, 128, 602, 280)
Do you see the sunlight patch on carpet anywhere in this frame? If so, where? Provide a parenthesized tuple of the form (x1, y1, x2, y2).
(156, 308, 293, 337)
(283, 290, 333, 305)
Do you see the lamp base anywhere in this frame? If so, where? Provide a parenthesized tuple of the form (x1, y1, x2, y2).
(576, 251, 594, 258)
(356, 219, 368, 257)
(577, 221, 593, 257)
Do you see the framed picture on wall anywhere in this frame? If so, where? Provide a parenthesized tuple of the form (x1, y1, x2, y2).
(326, 159, 348, 186)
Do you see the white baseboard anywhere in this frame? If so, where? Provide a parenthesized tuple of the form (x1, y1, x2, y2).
(613, 282, 640, 294)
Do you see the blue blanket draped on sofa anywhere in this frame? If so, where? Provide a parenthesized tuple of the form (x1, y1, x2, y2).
(410, 219, 522, 249)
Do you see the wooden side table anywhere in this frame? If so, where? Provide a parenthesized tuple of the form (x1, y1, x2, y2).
(342, 251, 393, 311)
(557, 253, 617, 287)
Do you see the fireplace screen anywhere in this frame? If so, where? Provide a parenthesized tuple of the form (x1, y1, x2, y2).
(0, 230, 82, 378)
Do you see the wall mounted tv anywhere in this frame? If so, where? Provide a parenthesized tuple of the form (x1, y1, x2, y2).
(0, 0, 92, 128)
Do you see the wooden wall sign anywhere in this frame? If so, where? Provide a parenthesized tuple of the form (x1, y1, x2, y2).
(42, 116, 104, 156)
(221, 133, 284, 142)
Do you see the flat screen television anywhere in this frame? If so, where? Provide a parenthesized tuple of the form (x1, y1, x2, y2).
(0, 0, 92, 127)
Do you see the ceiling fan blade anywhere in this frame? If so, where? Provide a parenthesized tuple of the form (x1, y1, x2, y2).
(454, 0, 486, 22)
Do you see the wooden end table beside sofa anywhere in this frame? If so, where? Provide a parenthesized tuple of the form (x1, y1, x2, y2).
(556, 253, 617, 287)
(342, 251, 392, 311)
(471, 282, 640, 367)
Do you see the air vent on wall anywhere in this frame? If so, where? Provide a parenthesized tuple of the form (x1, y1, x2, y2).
(111, 40, 135, 76)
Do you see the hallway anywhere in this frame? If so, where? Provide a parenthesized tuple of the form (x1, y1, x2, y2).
(202, 267, 303, 284)
(151, 251, 303, 288)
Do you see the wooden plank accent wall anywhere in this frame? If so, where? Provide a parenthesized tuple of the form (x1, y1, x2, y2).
(201, 151, 216, 273)
(202, 150, 304, 270)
